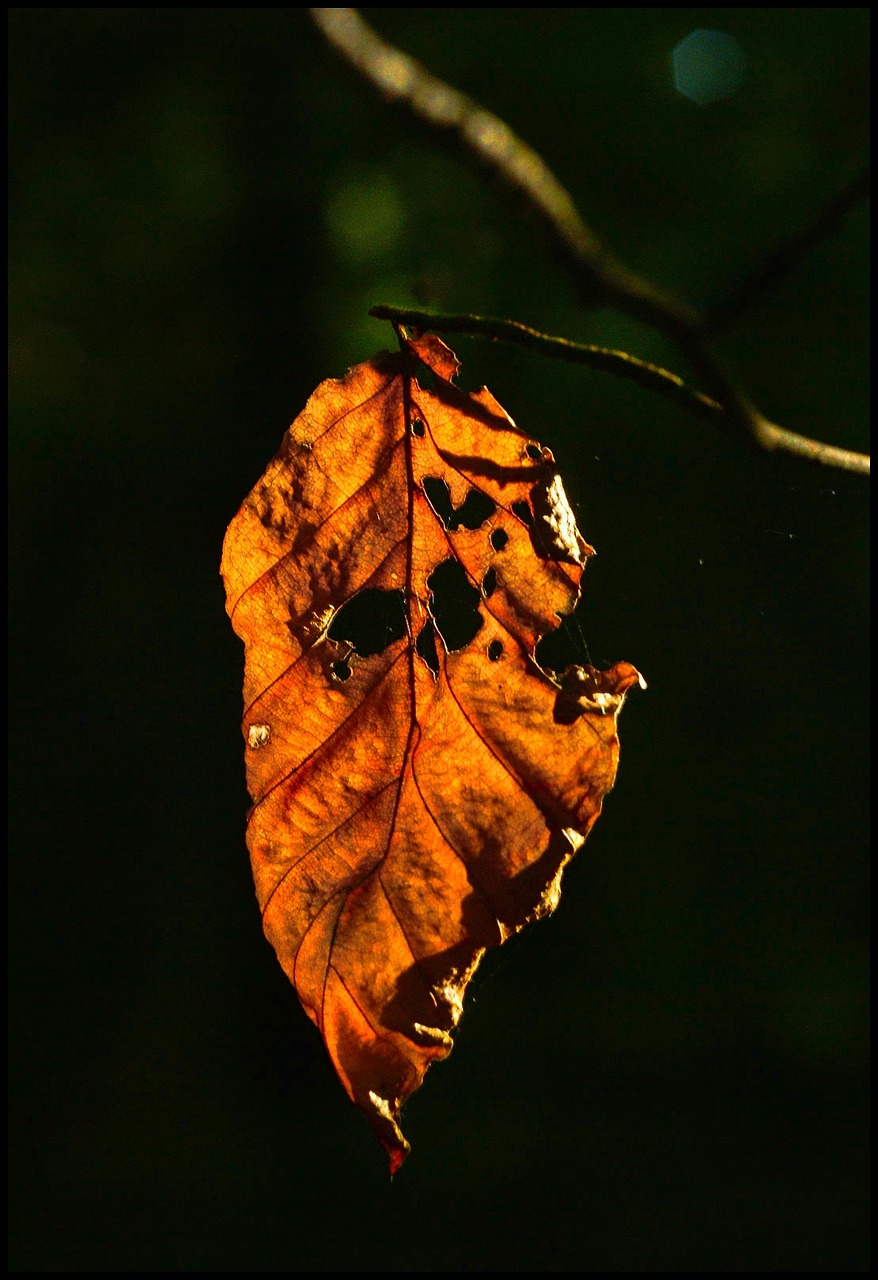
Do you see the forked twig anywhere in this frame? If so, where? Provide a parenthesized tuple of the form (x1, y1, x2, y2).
(705, 167, 871, 336)
(311, 8, 869, 477)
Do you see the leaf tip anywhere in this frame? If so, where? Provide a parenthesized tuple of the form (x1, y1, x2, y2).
(367, 1089, 411, 1177)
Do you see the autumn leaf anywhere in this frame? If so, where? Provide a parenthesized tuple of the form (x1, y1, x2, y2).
(221, 332, 643, 1174)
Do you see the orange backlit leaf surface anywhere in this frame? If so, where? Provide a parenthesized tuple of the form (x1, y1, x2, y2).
(221, 333, 643, 1173)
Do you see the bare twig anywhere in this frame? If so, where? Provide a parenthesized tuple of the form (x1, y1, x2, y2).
(371, 305, 871, 474)
(311, 8, 869, 477)
(371, 304, 723, 419)
(705, 168, 871, 335)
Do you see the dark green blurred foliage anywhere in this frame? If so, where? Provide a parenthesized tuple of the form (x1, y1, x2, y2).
(9, 9, 868, 1271)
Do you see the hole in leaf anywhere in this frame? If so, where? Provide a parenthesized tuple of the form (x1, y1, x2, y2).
(534, 611, 590, 674)
(328, 588, 407, 658)
(525, 443, 542, 460)
(331, 660, 352, 682)
(512, 500, 534, 526)
(490, 528, 509, 551)
(453, 489, 495, 530)
(411, 417, 425, 437)
(487, 640, 503, 662)
(427, 558, 483, 652)
(422, 476, 455, 527)
(423, 477, 496, 531)
(482, 566, 497, 598)
(415, 618, 440, 676)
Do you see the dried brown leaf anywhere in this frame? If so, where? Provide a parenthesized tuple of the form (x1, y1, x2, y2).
(221, 333, 643, 1172)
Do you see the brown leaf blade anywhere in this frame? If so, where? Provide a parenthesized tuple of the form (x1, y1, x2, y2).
(221, 334, 643, 1173)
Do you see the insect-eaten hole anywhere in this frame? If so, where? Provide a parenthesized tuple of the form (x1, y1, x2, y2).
(331, 659, 352, 682)
(328, 588, 407, 658)
(416, 618, 440, 676)
(481, 566, 497, 598)
(511, 499, 534, 526)
(534, 610, 590, 675)
(487, 639, 503, 662)
(525, 443, 543, 460)
(490, 528, 509, 552)
(410, 417, 425, 438)
(422, 476, 495, 531)
(427, 558, 483, 653)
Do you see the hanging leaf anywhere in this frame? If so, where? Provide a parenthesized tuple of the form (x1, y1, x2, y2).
(221, 332, 643, 1174)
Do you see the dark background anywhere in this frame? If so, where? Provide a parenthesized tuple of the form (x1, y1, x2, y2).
(9, 8, 869, 1271)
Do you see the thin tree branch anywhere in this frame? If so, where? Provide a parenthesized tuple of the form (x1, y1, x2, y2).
(705, 167, 871, 335)
(371, 304, 723, 418)
(370, 305, 871, 475)
(309, 8, 694, 327)
(311, 8, 869, 477)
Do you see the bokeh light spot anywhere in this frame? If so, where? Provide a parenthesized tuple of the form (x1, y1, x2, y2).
(326, 170, 405, 264)
(672, 30, 746, 106)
